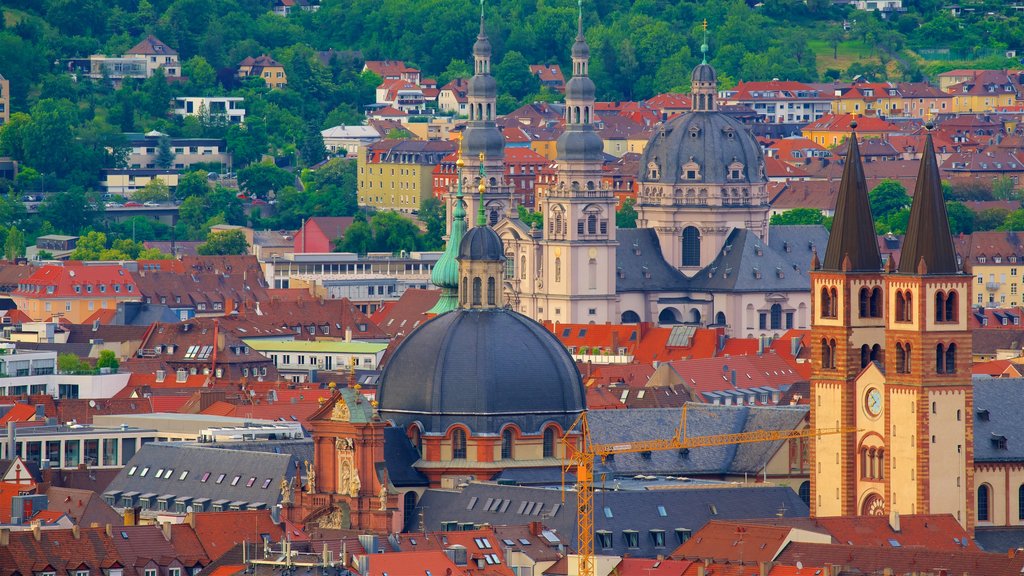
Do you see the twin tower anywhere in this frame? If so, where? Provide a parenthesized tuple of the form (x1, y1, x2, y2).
(810, 128, 974, 530)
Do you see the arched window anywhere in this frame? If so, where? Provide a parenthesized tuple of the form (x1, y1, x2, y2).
(871, 344, 882, 368)
(1018, 484, 1024, 520)
(681, 227, 701, 267)
(895, 291, 905, 322)
(896, 343, 907, 374)
(555, 258, 562, 282)
(489, 210, 499, 226)
(587, 214, 597, 235)
(904, 292, 913, 321)
(505, 254, 515, 279)
(543, 427, 557, 458)
(690, 308, 702, 324)
(935, 291, 946, 322)
(936, 344, 945, 374)
(461, 277, 468, 305)
(978, 484, 991, 522)
(472, 277, 482, 306)
(861, 344, 870, 369)
(946, 291, 957, 322)
(487, 277, 496, 306)
(859, 288, 870, 318)
(798, 481, 811, 506)
(870, 287, 882, 317)
(946, 342, 957, 374)
(452, 428, 467, 459)
(820, 287, 837, 319)
(770, 304, 782, 330)
(621, 310, 641, 323)
(716, 311, 726, 326)
(821, 338, 833, 369)
(501, 429, 514, 459)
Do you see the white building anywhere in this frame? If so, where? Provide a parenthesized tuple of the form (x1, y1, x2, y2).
(243, 339, 388, 382)
(320, 125, 381, 156)
(0, 346, 131, 399)
(174, 97, 246, 125)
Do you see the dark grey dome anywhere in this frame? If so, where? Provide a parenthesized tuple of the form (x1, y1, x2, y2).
(565, 76, 595, 103)
(468, 74, 496, 99)
(638, 111, 765, 185)
(377, 308, 586, 434)
(462, 125, 504, 160)
(556, 127, 604, 163)
(572, 37, 590, 59)
(459, 225, 505, 261)
(692, 63, 716, 83)
(473, 35, 492, 58)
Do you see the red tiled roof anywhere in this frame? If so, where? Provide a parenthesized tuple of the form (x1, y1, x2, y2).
(12, 264, 138, 299)
(776, 542, 1024, 576)
(814, 514, 977, 551)
(371, 288, 440, 338)
(126, 35, 177, 56)
(364, 551, 468, 576)
(615, 558, 694, 576)
(529, 64, 565, 84)
(192, 510, 285, 560)
(204, 567, 245, 576)
(0, 403, 38, 425)
(974, 359, 1013, 376)
(764, 157, 810, 178)
(662, 352, 806, 400)
(645, 93, 693, 112)
(803, 113, 900, 134)
(0, 526, 124, 576)
(670, 521, 794, 563)
(0, 481, 34, 523)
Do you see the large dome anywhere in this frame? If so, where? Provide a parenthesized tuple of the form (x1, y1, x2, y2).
(556, 127, 604, 163)
(377, 309, 586, 435)
(459, 226, 505, 261)
(638, 111, 764, 186)
(462, 124, 504, 160)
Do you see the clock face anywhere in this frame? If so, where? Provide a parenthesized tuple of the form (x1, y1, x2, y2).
(865, 388, 883, 417)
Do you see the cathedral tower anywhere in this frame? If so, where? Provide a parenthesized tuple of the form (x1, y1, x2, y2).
(810, 128, 974, 531)
(530, 1, 618, 324)
(454, 0, 515, 231)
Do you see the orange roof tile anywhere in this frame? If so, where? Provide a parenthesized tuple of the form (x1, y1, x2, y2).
(0, 404, 38, 425)
(814, 514, 977, 551)
(192, 510, 285, 560)
(12, 264, 138, 300)
(363, 551, 468, 576)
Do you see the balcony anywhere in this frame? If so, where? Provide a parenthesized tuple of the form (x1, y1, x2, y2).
(986, 282, 1002, 291)
(545, 187, 614, 200)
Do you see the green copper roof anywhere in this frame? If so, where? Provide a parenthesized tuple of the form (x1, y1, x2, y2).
(428, 158, 467, 314)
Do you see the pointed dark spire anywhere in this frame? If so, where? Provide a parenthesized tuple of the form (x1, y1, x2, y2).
(822, 132, 882, 272)
(898, 133, 958, 275)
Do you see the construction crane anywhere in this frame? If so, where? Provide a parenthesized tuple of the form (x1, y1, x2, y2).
(561, 403, 851, 576)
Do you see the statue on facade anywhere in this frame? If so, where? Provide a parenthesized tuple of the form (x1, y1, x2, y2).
(305, 460, 316, 494)
(280, 478, 291, 504)
(349, 469, 361, 497)
(378, 483, 388, 511)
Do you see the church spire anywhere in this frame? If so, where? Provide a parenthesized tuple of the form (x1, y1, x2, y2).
(822, 128, 882, 272)
(898, 129, 959, 275)
(701, 18, 709, 65)
(690, 20, 717, 111)
(428, 140, 468, 315)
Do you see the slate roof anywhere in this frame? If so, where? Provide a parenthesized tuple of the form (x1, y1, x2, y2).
(382, 427, 429, 487)
(105, 443, 295, 510)
(586, 404, 808, 476)
(126, 35, 177, 56)
(973, 378, 1024, 462)
(415, 482, 808, 559)
(899, 134, 959, 275)
(822, 134, 881, 272)
(615, 229, 690, 292)
(688, 227, 821, 293)
(975, 527, 1024, 553)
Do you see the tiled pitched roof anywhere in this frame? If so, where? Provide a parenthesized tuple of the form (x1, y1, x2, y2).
(370, 288, 440, 338)
(0, 403, 38, 425)
(973, 378, 1024, 462)
(363, 551, 468, 576)
(813, 514, 976, 551)
(126, 35, 178, 56)
(12, 264, 138, 299)
(803, 113, 900, 134)
(0, 526, 123, 576)
(660, 354, 806, 400)
(776, 542, 1024, 576)
(46, 486, 123, 528)
(225, 296, 386, 340)
(670, 521, 796, 563)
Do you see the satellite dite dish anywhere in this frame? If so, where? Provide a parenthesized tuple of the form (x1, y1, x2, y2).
(796, 561, 803, 570)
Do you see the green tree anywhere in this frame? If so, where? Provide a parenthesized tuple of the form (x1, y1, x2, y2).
(132, 177, 171, 203)
(58, 353, 93, 375)
(1000, 209, 1024, 231)
(4, 227, 25, 260)
(69, 231, 109, 260)
(335, 218, 373, 253)
(38, 188, 98, 234)
(385, 128, 414, 139)
(183, 56, 217, 91)
(419, 197, 446, 250)
(96, 350, 119, 372)
(176, 170, 211, 199)
(616, 198, 638, 229)
(770, 208, 828, 226)
(827, 26, 845, 60)
(299, 123, 327, 166)
(992, 176, 1018, 201)
(140, 68, 173, 118)
(945, 201, 974, 235)
(869, 180, 910, 223)
(155, 135, 175, 169)
(238, 162, 293, 199)
(976, 208, 1010, 231)
(437, 58, 472, 87)
(494, 50, 539, 101)
(517, 205, 544, 229)
(197, 229, 249, 255)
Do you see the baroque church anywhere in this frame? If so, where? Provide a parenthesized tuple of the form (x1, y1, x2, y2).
(809, 127, 974, 531)
(448, 7, 825, 339)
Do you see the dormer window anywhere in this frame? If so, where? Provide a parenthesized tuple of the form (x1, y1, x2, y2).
(647, 161, 660, 180)
(682, 158, 701, 181)
(689, 126, 702, 139)
(995, 256, 1002, 263)
(727, 160, 745, 181)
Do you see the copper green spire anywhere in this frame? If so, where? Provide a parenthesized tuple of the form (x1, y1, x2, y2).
(477, 153, 487, 226)
(701, 19, 709, 65)
(427, 140, 468, 315)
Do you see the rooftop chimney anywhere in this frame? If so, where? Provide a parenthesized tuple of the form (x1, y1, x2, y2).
(889, 510, 900, 533)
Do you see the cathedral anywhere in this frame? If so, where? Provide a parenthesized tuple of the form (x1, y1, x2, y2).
(809, 126, 974, 531)
(448, 6, 821, 339)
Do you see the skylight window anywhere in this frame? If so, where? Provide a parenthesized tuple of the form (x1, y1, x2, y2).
(216, 473, 226, 484)
(140, 467, 150, 477)
(201, 472, 211, 482)
(261, 478, 272, 489)
(179, 471, 189, 481)
(128, 466, 138, 476)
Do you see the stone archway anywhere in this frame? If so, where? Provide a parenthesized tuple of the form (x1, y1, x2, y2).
(621, 310, 641, 323)
(658, 307, 682, 325)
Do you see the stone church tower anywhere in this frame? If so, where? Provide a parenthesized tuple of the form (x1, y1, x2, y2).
(810, 128, 974, 531)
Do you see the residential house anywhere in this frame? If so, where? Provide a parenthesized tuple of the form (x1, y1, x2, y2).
(101, 169, 180, 195)
(670, 521, 831, 564)
(722, 81, 832, 126)
(948, 70, 1021, 113)
(293, 217, 354, 253)
(80, 35, 180, 84)
(362, 60, 421, 85)
(272, 0, 318, 16)
(189, 509, 287, 560)
(602, 152, 639, 208)
(938, 69, 984, 91)
(829, 81, 904, 116)
(896, 81, 954, 118)
(134, 318, 278, 381)
(173, 97, 246, 125)
(375, 79, 427, 115)
(529, 64, 566, 92)
(320, 125, 380, 156)
(776, 542, 1024, 575)
(801, 113, 901, 147)
(0, 74, 8, 127)
(11, 265, 140, 323)
(357, 139, 457, 213)
(941, 147, 1024, 189)
(851, 0, 905, 14)
(237, 55, 287, 89)
(121, 131, 231, 170)
(243, 340, 387, 382)
(45, 486, 123, 526)
(133, 255, 269, 320)
(956, 230, 1024, 308)
(438, 78, 469, 115)
(644, 93, 693, 118)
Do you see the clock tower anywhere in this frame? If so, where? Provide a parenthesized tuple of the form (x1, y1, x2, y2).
(810, 129, 974, 531)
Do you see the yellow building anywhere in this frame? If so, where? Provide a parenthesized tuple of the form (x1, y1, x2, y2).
(947, 70, 1019, 113)
(955, 231, 1024, 308)
(11, 264, 141, 323)
(237, 55, 287, 89)
(810, 133, 974, 531)
(802, 114, 900, 148)
(357, 139, 456, 213)
(829, 82, 903, 117)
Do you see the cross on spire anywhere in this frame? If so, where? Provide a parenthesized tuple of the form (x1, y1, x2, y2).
(701, 19, 709, 65)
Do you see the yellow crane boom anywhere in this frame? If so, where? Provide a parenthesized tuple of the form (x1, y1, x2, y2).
(561, 404, 850, 576)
